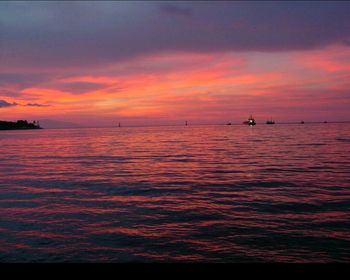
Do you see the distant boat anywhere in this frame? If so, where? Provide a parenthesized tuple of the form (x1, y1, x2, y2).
(324, 121, 328, 123)
(300, 121, 305, 124)
(185, 121, 188, 126)
(243, 115, 256, 126)
(226, 122, 232, 125)
(266, 119, 275, 124)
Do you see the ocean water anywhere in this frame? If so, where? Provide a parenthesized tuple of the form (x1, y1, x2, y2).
(0, 123, 350, 262)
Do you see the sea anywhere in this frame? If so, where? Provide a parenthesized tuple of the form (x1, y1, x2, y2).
(0, 123, 350, 262)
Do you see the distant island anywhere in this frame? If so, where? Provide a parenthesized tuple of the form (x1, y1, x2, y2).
(0, 120, 42, 130)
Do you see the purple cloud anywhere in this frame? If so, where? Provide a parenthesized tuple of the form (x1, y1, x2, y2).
(25, 103, 50, 107)
(0, 100, 17, 108)
(0, 89, 23, 98)
(56, 82, 107, 95)
(159, 4, 193, 17)
(0, 1, 350, 70)
(0, 100, 49, 108)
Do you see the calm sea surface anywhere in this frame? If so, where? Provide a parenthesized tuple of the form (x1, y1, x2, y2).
(1, 124, 350, 262)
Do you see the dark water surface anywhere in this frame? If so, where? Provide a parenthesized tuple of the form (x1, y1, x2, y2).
(1, 124, 350, 262)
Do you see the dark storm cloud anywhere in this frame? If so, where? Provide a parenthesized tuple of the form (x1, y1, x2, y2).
(1, 1, 350, 69)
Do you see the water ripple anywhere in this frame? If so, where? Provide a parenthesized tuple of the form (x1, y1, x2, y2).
(1, 124, 350, 262)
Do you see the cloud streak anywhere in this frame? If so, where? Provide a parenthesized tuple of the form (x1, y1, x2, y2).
(0, 100, 49, 108)
(0, 100, 17, 108)
(25, 103, 50, 107)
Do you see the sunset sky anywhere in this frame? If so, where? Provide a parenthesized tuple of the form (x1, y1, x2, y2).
(1, 1, 350, 127)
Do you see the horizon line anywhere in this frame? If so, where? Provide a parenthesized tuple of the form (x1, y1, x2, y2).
(37, 120, 350, 129)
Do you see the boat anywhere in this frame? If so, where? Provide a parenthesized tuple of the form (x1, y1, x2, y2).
(300, 120, 305, 124)
(243, 115, 256, 126)
(266, 119, 275, 124)
(226, 122, 232, 125)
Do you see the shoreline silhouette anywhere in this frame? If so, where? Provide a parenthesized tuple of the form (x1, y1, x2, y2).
(0, 120, 42, 130)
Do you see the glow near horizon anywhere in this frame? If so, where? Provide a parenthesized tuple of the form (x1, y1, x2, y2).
(1, 2, 350, 126)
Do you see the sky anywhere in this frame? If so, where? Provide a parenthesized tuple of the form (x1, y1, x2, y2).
(1, 1, 350, 127)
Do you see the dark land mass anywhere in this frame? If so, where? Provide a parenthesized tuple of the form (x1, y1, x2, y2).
(0, 120, 42, 130)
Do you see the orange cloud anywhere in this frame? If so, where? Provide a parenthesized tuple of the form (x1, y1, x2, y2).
(2, 46, 350, 125)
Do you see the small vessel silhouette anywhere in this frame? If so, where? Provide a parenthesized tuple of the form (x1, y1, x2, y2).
(226, 122, 232, 125)
(301, 120, 305, 124)
(243, 115, 256, 126)
(266, 119, 275, 124)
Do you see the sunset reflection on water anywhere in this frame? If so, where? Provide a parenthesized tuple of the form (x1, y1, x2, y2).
(1, 124, 350, 262)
